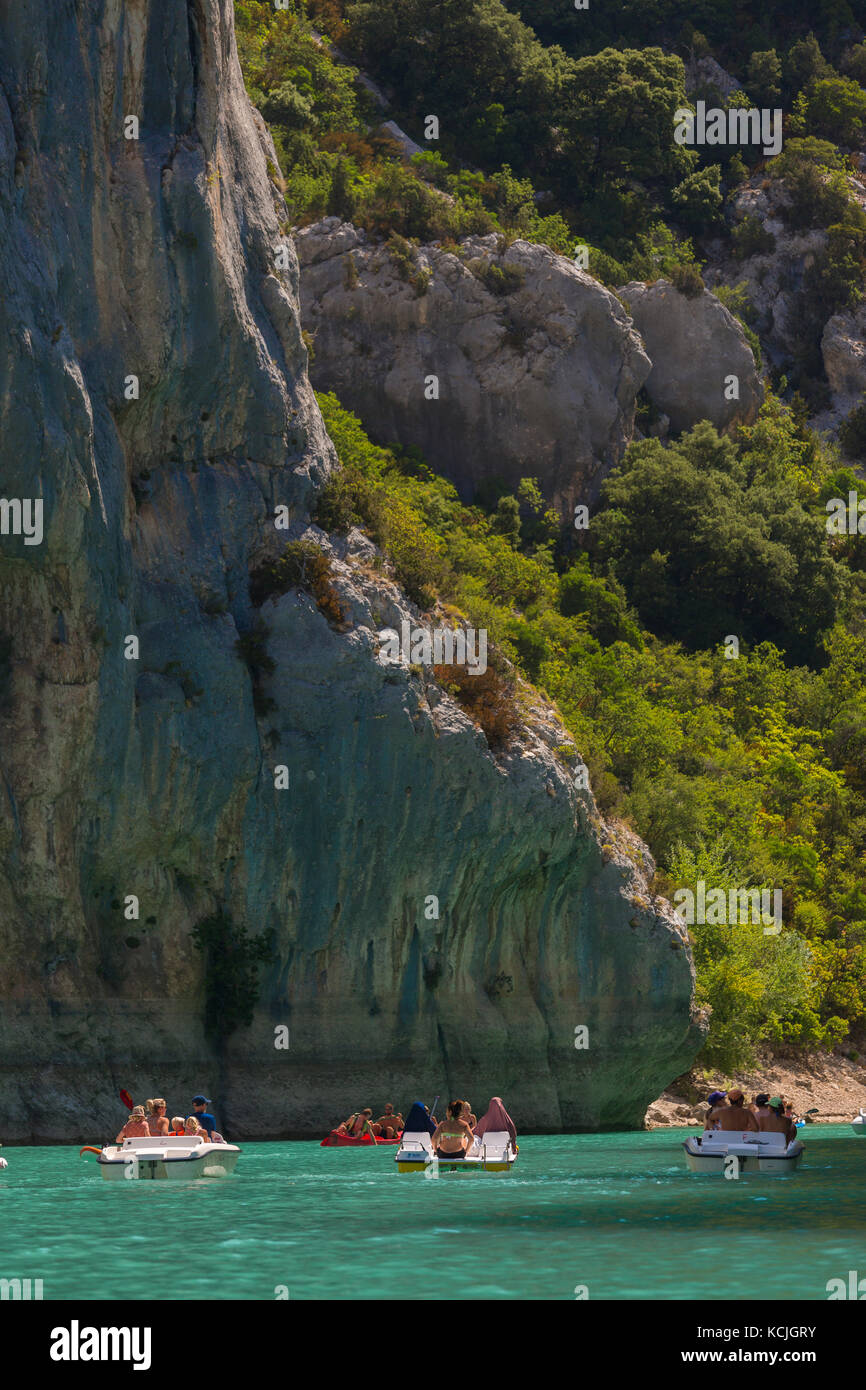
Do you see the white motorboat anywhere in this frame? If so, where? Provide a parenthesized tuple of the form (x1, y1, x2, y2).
(683, 1129, 804, 1174)
(91, 1134, 241, 1181)
(852, 1110, 866, 1137)
(395, 1130, 517, 1174)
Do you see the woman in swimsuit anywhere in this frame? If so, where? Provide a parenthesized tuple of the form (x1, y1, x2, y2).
(460, 1100, 477, 1128)
(146, 1099, 170, 1136)
(431, 1099, 475, 1159)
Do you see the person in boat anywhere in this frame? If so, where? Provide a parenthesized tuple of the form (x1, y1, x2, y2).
(373, 1104, 403, 1139)
(146, 1099, 170, 1136)
(473, 1097, 517, 1149)
(459, 1100, 477, 1128)
(752, 1093, 772, 1121)
(707, 1089, 758, 1132)
(784, 1101, 800, 1123)
(758, 1096, 797, 1144)
(192, 1094, 217, 1139)
(338, 1109, 378, 1141)
(184, 1116, 208, 1140)
(431, 1099, 475, 1159)
(116, 1106, 150, 1142)
(704, 1091, 727, 1128)
(169, 1116, 186, 1136)
(403, 1101, 437, 1137)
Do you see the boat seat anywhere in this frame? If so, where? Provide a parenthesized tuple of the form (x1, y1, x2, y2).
(398, 1132, 433, 1154)
(474, 1130, 514, 1157)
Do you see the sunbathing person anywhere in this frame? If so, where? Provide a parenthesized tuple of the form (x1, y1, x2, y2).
(116, 1106, 150, 1142)
(373, 1104, 403, 1139)
(474, 1097, 517, 1148)
(431, 1100, 475, 1159)
(459, 1100, 477, 1128)
(707, 1089, 758, 1132)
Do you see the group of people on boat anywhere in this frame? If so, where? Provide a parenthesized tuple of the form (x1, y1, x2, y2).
(333, 1096, 516, 1156)
(115, 1095, 226, 1145)
(704, 1089, 799, 1144)
(407, 1097, 516, 1160)
(336, 1103, 406, 1141)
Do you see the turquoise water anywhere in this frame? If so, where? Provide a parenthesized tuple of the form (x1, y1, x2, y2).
(1, 1127, 864, 1300)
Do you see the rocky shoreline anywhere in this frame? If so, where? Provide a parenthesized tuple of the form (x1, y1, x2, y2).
(645, 1049, 866, 1128)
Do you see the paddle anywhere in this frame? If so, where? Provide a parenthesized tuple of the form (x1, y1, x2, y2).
(805, 1107, 819, 1115)
(119, 1089, 134, 1111)
(429, 1094, 439, 1124)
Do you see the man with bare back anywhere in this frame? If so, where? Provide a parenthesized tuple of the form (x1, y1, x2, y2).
(707, 1088, 758, 1132)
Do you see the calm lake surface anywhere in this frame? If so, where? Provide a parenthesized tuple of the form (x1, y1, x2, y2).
(2, 1127, 863, 1299)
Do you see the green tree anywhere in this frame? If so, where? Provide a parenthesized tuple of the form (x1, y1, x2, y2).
(671, 164, 723, 231)
(594, 422, 841, 662)
(746, 49, 781, 106)
(806, 76, 866, 146)
(560, 47, 695, 195)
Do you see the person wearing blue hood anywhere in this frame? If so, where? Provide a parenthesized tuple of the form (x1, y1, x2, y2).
(403, 1101, 437, 1136)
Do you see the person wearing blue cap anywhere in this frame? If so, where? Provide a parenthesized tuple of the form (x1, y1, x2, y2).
(704, 1091, 727, 1130)
(192, 1094, 217, 1139)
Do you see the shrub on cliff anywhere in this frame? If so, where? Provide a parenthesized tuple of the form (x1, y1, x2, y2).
(432, 662, 520, 747)
(249, 541, 347, 626)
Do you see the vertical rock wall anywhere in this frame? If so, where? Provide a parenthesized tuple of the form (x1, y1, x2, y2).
(0, 0, 704, 1140)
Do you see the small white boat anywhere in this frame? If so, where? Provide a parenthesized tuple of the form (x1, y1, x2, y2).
(395, 1130, 517, 1174)
(94, 1134, 241, 1181)
(683, 1129, 804, 1174)
(851, 1110, 866, 1137)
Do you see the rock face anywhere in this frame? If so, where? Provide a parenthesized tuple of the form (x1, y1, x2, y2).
(297, 221, 651, 512)
(0, 0, 703, 1141)
(822, 303, 866, 409)
(619, 280, 763, 434)
(705, 177, 827, 374)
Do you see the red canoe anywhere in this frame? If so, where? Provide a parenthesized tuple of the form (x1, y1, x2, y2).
(320, 1129, 402, 1147)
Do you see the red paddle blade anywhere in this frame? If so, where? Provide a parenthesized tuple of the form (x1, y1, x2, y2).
(119, 1089, 134, 1110)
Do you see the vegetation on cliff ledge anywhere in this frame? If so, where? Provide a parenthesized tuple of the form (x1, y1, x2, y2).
(315, 389, 866, 1070)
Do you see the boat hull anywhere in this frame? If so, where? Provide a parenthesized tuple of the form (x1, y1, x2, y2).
(97, 1142, 240, 1180)
(852, 1116, 866, 1137)
(395, 1156, 515, 1174)
(683, 1135, 803, 1175)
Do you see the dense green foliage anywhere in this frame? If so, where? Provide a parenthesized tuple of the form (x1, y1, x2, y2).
(233, 0, 866, 1066)
(593, 422, 841, 664)
(315, 389, 866, 1068)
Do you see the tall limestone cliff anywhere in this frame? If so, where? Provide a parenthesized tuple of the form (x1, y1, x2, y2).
(0, 0, 704, 1141)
